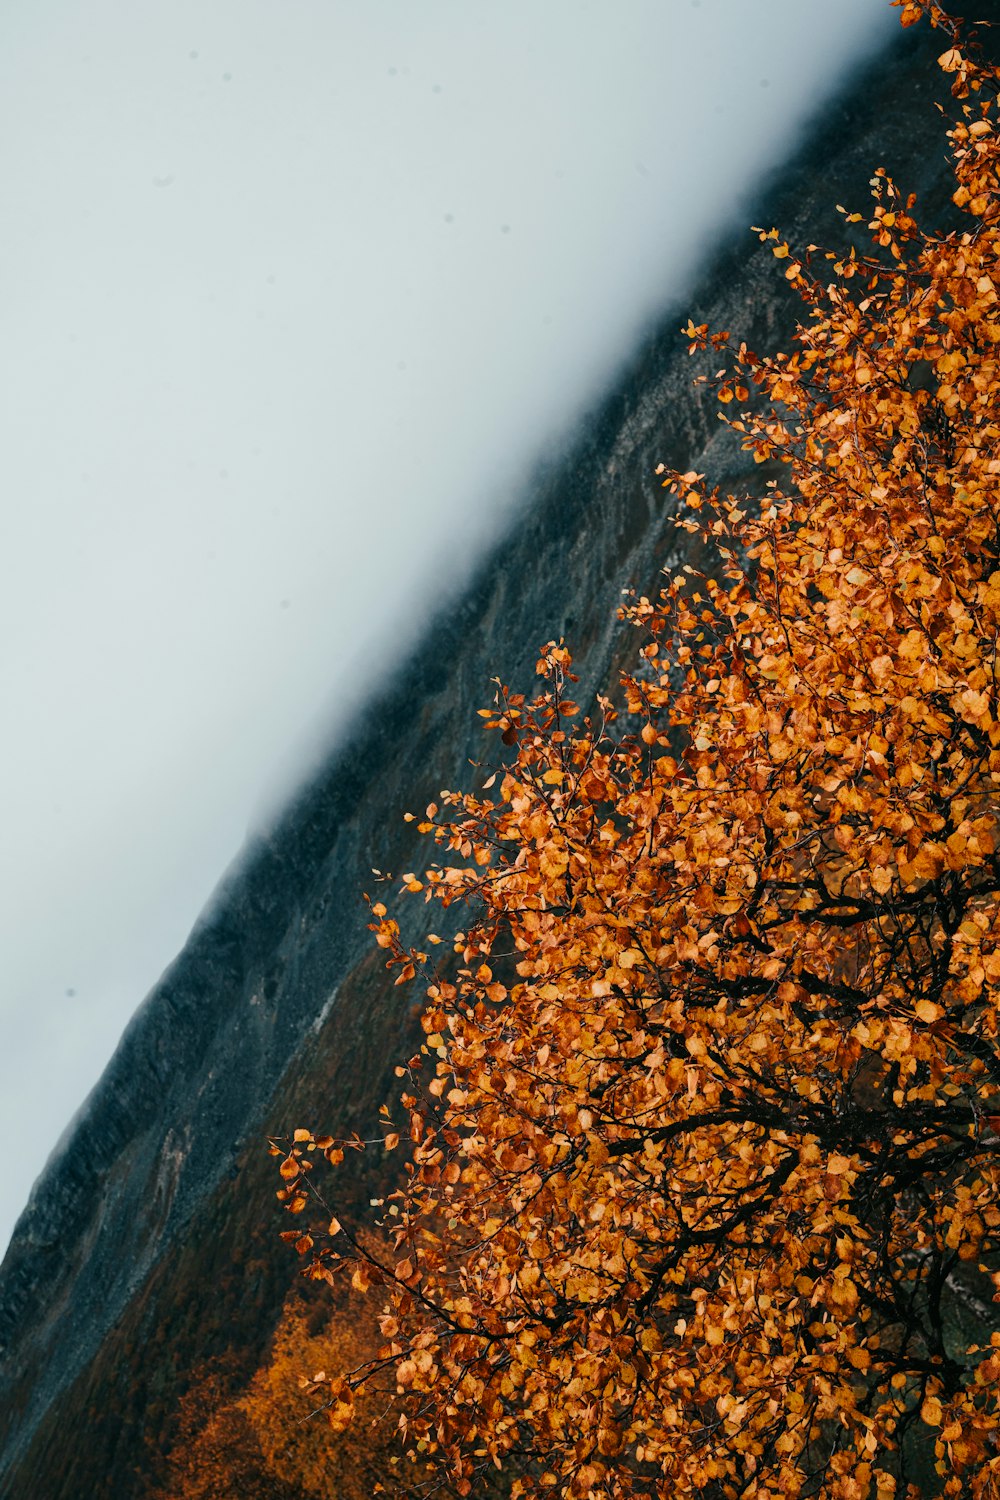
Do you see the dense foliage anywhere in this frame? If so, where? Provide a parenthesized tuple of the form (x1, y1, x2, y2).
(274, 4, 1000, 1495)
(153, 1287, 398, 1500)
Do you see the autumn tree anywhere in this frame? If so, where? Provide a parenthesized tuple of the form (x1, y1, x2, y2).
(275, 4, 1000, 1495)
(152, 1362, 287, 1500)
(154, 1287, 398, 1500)
(241, 1287, 399, 1499)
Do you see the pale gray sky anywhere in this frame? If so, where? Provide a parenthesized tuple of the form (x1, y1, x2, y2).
(0, 1, 894, 1253)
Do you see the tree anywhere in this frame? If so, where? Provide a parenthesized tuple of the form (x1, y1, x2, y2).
(275, 4, 1000, 1495)
(151, 1361, 288, 1500)
(154, 1289, 399, 1500)
(240, 1291, 399, 1499)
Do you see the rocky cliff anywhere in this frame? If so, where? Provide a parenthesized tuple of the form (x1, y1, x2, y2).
(0, 16, 990, 1495)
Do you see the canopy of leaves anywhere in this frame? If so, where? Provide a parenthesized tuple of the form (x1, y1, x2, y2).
(276, 4, 1000, 1496)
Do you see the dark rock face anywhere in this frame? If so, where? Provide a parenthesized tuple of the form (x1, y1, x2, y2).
(1, 17, 994, 1495)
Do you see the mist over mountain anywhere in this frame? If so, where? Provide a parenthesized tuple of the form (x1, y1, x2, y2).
(0, 0, 892, 1259)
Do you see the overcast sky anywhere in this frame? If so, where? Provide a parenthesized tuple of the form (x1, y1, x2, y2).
(0, 1, 895, 1254)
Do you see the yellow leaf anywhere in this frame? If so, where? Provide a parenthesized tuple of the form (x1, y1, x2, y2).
(921, 1395, 943, 1427)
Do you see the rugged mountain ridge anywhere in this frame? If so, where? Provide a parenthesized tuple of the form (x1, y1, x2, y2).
(1, 17, 990, 1495)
